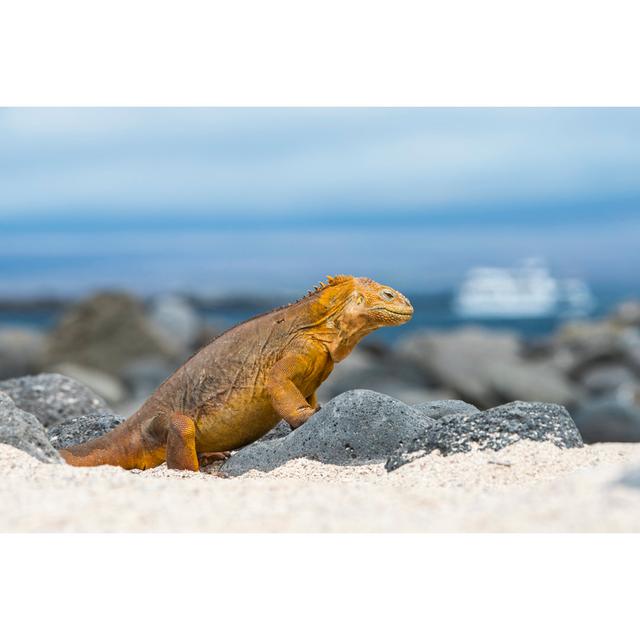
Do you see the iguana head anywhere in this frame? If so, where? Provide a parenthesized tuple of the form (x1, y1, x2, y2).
(306, 275, 413, 360)
(346, 276, 414, 327)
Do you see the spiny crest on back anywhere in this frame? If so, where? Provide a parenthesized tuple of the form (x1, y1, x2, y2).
(305, 274, 354, 297)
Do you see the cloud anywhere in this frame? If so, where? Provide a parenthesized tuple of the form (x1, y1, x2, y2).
(0, 108, 639, 218)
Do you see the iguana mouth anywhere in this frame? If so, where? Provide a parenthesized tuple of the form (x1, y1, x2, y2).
(372, 307, 413, 317)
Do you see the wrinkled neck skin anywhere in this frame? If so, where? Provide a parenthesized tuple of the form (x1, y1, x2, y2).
(296, 288, 377, 362)
(325, 317, 376, 362)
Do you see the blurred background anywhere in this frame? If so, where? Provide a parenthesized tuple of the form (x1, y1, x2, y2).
(1, 107, 639, 441)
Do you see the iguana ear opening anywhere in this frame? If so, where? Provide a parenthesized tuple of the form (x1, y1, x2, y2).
(356, 294, 364, 305)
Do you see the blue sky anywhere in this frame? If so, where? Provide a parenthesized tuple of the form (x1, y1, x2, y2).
(2, 107, 640, 220)
(0, 108, 639, 295)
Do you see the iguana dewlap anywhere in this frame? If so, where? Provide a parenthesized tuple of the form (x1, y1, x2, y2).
(60, 275, 413, 471)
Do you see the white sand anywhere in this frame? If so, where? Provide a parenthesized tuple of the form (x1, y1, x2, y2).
(1, 441, 640, 532)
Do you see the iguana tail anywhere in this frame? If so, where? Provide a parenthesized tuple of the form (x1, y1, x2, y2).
(60, 411, 199, 471)
(59, 418, 166, 470)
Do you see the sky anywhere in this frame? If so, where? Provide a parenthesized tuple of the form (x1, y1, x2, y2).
(0, 108, 639, 296)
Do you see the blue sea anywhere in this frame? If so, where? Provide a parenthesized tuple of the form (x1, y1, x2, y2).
(0, 216, 638, 341)
(0, 287, 632, 345)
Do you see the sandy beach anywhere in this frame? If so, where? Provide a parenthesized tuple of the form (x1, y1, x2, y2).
(2, 440, 640, 533)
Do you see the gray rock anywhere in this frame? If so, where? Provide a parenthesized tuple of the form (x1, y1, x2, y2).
(397, 327, 576, 408)
(553, 321, 630, 373)
(373, 386, 455, 405)
(396, 328, 520, 407)
(489, 359, 577, 407)
(0, 391, 62, 463)
(0, 328, 46, 379)
(386, 401, 583, 471)
(147, 294, 202, 351)
(578, 364, 637, 396)
(317, 347, 431, 404)
(0, 373, 110, 429)
(120, 357, 175, 400)
(48, 413, 125, 449)
(617, 329, 640, 374)
(222, 389, 437, 476)
(49, 362, 126, 405)
(45, 291, 178, 376)
(257, 420, 293, 442)
(413, 399, 479, 420)
(612, 300, 640, 327)
(574, 399, 640, 443)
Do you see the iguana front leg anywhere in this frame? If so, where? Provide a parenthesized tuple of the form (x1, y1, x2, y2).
(267, 354, 319, 429)
(306, 391, 319, 411)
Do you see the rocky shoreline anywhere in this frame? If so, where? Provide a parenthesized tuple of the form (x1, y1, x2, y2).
(2, 291, 640, 443)
(0, 373, 586, 473)
(2, 372, 640, 532)
(2, 292, 640, 531)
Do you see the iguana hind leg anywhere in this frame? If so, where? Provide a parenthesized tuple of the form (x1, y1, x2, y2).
(198, 450, 231, 466)
(166, 413, 199, 471)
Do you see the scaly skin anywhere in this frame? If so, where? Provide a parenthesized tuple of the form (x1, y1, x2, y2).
(60, 275, 413, 470)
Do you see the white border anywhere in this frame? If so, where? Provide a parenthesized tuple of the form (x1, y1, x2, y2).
(1, 534, 639, 639)
(1, 1, 639, 105)
(2, 2, 639, 636)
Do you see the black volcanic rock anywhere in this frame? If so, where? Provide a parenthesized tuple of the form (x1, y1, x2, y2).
(386, 401, 583, 471)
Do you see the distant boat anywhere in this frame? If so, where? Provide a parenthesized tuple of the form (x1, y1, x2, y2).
(454, 258, 595, 319)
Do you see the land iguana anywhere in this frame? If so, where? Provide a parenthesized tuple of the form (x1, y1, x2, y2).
(60, 275, 413, 470)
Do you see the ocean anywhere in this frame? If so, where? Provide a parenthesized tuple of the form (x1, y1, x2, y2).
(1, 217, 638, 341)
(0, 288, 632, 345)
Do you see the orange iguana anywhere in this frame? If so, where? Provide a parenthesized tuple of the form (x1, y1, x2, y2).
(61, 275, 413, 471)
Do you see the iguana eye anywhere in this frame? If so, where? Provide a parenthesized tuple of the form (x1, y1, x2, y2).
(380, 289, 395, 301)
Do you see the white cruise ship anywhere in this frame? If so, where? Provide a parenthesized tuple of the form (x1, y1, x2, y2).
(454, 259, 594, 319)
